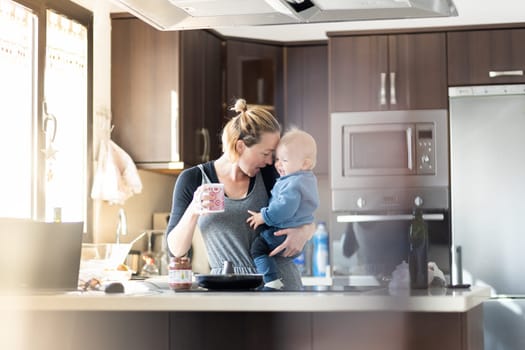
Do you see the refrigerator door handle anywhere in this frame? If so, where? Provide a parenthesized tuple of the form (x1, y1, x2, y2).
(337, 213, 445, 223)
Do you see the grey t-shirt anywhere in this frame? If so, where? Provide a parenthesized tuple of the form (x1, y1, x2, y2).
(167, 162, 302, 290)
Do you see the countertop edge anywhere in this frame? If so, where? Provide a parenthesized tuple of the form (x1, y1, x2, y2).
(0, 286, 491, 313)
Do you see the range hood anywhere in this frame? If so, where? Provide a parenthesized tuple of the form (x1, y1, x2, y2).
(112, 0, 458, 31)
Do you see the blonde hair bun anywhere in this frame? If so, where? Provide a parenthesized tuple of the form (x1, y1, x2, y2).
(231, 99, 247, 113)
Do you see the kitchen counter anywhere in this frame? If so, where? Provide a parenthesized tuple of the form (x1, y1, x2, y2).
(0, 282, 490, 313)
(0, 282, 490, 350)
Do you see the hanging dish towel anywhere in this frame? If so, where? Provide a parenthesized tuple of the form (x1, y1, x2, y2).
(91, 139, 142, 205)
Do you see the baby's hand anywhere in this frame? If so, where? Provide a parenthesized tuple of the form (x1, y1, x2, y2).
(246, 210, 264, 229)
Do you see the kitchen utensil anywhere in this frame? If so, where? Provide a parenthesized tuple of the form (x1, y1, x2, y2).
(195, 274, 263, 291)
(222, 261, 234, 274)
(126, 250, 141, 274)
(196, 261, 263, 290)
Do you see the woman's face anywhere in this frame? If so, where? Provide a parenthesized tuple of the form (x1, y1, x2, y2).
(237, 132, 280, 177)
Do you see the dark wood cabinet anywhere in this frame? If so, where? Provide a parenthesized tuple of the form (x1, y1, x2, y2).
(20, 307, 483, 350)
(111, 18, 179, 165)
(285, 44, 329, 174)
(329, 33, 447, 112)
(180, 30, 224, 165)
(225, 39, 284, 121)
(112, 18, 224, 170)
(168, 308, 482, 350)
(448, 28, 525, 86)
(112, 19, 288, 171)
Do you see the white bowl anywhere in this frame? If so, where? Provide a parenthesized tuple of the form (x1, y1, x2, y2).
(79, 243, 132, 282)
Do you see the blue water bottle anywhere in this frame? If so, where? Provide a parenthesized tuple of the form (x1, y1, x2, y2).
(312, 222, 329, 277)
(293, 251, 306, 275)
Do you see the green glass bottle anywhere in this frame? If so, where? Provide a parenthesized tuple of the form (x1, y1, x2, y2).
(409, 208, 429, 289)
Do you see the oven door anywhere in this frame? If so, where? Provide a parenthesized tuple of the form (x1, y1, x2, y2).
(343, 123, 416, 176)
(335, 211, 451, 282)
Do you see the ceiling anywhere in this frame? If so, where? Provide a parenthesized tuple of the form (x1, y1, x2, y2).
(107, 0, 525, 42)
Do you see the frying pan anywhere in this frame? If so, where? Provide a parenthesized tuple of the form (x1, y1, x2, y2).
(195, 274, 263, 290)
(195, 261, 263, 290)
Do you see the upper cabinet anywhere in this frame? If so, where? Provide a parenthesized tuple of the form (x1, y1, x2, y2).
(329, 33, 447, 112)
(225, 39, 284, 121)
(285, 44, 329, 175)
(180, 30, 224, 165)
(111, 17, 180, 168)
(447, 29, 525, 86)
(111, 17, 224, 171)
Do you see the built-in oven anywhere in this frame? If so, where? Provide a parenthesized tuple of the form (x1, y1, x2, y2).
(330, 110, 451, 282)
(331, 109, 449, 212)
(335, 212, 451, 282)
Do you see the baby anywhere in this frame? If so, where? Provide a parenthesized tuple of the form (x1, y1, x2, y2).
(247, 128, 319, 289)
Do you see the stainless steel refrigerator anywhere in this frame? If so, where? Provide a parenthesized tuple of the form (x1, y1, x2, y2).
(449, 84, 525, 350)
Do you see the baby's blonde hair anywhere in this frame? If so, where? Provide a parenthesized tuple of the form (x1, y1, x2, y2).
(279, 128, 317, 169)
(221, 99, 281, 161)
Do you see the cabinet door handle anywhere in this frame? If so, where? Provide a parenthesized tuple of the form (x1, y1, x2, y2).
(196, 128, 209, 162)
(203, 128, 210, 162)
(380, 72, 387, 105)
(390, 72, 397, 105)
(489, 70, 524, 78)
(197, 128, 210, 162)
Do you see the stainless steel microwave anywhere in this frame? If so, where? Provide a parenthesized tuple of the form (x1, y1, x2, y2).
(331, 110, 449, 212)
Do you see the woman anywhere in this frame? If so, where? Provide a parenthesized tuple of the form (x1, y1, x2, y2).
(166, 99, 314, 290)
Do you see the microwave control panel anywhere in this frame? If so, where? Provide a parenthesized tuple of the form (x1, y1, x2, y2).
(415, 123, 436, 174)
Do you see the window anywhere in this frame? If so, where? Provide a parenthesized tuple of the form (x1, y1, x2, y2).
(0, 0, 92, 226)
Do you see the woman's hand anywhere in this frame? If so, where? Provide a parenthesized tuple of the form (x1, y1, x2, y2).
(269, 223, 315, 257)
(190, 185, 212, 215)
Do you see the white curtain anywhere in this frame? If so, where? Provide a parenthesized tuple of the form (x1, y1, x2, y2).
(43, 9, 88, 222)
(0, 0, 34, 217)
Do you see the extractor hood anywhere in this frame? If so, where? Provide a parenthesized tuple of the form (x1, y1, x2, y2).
(112, 0, 458, 31)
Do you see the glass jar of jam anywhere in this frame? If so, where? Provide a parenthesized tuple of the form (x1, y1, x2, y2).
(168, 256, 193, 290)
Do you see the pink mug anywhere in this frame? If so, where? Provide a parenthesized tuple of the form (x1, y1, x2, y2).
(198, 183, 225, 213)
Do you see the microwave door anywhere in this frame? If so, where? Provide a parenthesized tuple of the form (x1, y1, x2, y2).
(343, 123, 416, 176)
